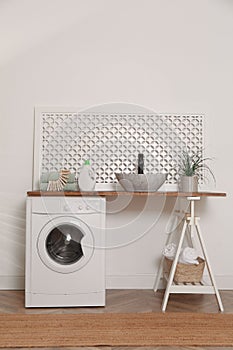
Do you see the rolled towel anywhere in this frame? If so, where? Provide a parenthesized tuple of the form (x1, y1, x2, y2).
(62, 183, 78, 191)
(163, 243, 177, 260)
(39, 183, 78, 192)
(179, 247, 199, 265)
(40, 172, 58, 182)
(40, 172, 76, 183)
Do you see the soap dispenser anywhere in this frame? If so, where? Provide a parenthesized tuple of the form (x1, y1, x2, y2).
(78, 160, 96, 191)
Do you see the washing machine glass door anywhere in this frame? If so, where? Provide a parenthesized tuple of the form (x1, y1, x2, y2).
(37, 216, 94, 274)
(46, 223, 84, 265)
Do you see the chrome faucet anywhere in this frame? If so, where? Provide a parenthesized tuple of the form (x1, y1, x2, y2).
(138, 153, 144, 174)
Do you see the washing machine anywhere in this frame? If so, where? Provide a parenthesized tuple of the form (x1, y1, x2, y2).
(25, 196, 106, 307)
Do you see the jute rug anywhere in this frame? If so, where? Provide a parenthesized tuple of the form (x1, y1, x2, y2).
(0, 312, 233, 348)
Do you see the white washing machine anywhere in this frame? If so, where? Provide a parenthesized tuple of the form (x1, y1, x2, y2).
(25, 196, 106, 307)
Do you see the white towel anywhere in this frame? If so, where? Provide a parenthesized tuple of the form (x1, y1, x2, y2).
(179, 247, 199, 265)
(163, 243, 177, 260)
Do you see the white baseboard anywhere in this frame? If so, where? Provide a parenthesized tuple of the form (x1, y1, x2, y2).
(106, 274, 233, 290)
(0, 274, 232, 290)
(106, 274, 161, 289)
(0, 276, 25, 290)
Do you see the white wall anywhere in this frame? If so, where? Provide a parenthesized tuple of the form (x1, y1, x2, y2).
(0, 0, 233, 289)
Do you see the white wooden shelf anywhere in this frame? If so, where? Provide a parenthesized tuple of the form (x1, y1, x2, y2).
(154, 196, 224, 312)
(163, 274, 215, 294)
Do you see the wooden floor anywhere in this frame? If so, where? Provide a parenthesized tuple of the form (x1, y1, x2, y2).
(0, 289, 232, 350)
(0, 289, 232, 314)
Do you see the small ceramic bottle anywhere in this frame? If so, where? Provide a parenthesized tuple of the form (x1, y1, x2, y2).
(78, 160, 96, 191)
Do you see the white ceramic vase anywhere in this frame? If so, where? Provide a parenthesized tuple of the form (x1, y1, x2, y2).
(179, 175, 198, 192)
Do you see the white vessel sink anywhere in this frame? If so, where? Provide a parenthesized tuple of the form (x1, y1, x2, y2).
(115, 173, 167, 192)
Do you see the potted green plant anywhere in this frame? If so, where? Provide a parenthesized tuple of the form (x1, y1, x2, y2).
(178, 149, 215, 192)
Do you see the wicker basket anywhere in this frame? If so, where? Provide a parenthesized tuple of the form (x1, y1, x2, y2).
(164, 256, 205, 283)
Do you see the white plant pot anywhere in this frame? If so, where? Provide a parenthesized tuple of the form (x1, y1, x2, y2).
(179, 175, 198, 192)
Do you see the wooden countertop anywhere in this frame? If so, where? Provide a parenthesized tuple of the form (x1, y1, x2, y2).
(27, 191, 226, 197)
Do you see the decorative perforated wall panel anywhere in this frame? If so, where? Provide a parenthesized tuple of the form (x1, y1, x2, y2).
(40, 112, 203, 184)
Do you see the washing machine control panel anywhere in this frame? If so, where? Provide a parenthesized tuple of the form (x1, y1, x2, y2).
(62, 198, 102, 214)
(31, 197, 105, 214)
(63, 203, 89, 212)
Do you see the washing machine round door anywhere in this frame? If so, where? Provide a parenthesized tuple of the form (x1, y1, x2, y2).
(37, 216, 94, 273)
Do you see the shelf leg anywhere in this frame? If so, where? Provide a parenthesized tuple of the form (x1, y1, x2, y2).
(195, 221, 224, 312)
(161, 219, 188, 312)
(153, 256, 164, 292)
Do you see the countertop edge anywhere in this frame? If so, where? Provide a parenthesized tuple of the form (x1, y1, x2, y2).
(27, 191, 227, 197)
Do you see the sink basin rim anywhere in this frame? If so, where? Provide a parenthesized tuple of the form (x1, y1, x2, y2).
(115, 173, 167, 192)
